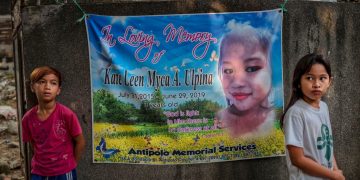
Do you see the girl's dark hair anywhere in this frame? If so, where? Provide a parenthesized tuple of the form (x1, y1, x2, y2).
(280, 53, 332, 128)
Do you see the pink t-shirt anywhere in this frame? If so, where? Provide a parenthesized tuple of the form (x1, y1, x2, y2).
(22, 103, 82, 176)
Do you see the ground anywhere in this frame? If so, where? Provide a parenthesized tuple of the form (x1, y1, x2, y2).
(0, 128, 24, 180)
(0, 72, 24, 179)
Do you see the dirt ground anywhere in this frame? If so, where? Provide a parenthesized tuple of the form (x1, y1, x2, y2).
(0, 72, 25, 179)
(0, 129, 24, 180)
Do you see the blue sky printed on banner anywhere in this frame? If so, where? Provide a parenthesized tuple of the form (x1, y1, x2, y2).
(86, 10, 283, 109)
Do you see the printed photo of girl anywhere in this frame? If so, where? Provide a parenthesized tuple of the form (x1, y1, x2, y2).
(216, 24, 275, 138)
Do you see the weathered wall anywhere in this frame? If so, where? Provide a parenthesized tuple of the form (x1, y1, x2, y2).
(17, 1, 360, 179)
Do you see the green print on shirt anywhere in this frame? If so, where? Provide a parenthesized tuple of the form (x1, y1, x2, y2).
(317, 124, 333, 163)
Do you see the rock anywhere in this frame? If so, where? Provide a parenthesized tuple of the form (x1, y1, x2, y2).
(0, 162, 10, 174)
(9, 160, 21, 170)
(0, 72, 16, 106)
(0, 106, 16, 120)
(5, 121, 18, 135)
(0, 72, 23, 179)
(11, 175, 23, 180)
(0, 126, 7, 133)
(8, 142, 19, 148)
(0, 174, 11, 180)
(3, 86, 16, 100)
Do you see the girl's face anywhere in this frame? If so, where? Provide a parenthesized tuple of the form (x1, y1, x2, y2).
(220, 43, 272, 111)
(300, 63, 331, 107)
(31, 74, 61, 103)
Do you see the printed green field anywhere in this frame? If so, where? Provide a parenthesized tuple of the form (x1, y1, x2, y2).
(93, 122, 285, 164)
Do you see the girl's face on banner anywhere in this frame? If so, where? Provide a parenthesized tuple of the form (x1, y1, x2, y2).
(220, 43, 272, 111)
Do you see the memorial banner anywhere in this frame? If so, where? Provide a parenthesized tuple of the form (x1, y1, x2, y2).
(86, 9, 285, 164)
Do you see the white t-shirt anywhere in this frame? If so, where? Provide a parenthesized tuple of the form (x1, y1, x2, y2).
(284, 99, 334, 180)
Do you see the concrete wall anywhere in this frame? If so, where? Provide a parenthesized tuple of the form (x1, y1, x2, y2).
(17, 1, 360, 179)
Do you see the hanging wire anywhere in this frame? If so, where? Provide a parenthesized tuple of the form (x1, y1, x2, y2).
(70, 0, 88, 22)
(55, 0, 88, 22)
(280, 0, 288, 13)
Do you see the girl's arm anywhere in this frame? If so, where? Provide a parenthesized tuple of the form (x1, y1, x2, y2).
(287, 145, 345, 180)
(332, 156, 344, 178)
(74, 134, 85, 163)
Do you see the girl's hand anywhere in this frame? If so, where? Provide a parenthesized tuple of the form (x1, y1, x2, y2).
(331, 169, 345, 180)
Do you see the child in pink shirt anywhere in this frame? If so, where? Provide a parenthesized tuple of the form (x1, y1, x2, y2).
(22, 66, 85, 179)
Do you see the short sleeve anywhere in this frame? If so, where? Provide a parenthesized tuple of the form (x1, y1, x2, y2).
(67, 110, 83, 137)
(284, 109, 304, 148)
